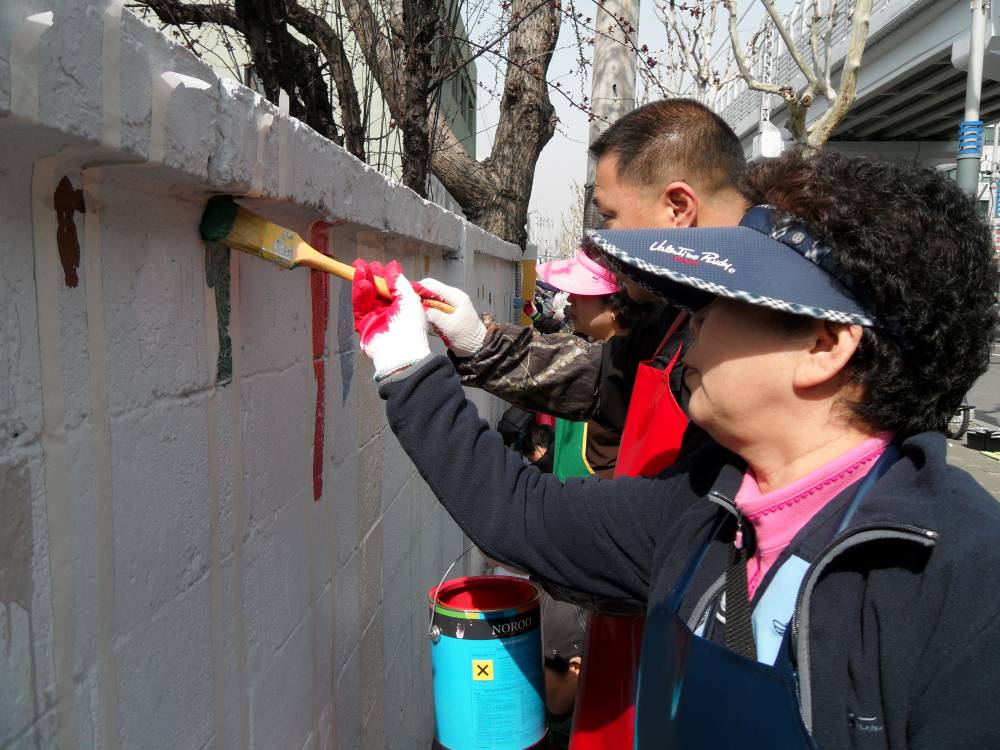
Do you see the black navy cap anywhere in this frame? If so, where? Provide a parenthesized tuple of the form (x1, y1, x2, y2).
(586, 205, 875, 327)
(541, 595, 586, 663)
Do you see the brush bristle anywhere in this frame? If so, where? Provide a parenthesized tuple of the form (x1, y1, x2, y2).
(199, 195, 239, 241)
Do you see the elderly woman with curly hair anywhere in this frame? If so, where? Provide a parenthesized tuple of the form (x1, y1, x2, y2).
(350, 150, 1000, 749)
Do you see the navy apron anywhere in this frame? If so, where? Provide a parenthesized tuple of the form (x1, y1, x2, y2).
(634, 447, 900, 749)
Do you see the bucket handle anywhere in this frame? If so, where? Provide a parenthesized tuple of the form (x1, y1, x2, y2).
(428, 544, 475, 643)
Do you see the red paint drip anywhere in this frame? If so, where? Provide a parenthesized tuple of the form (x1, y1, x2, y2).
(310, 223, 332, 501)
(53, 176, 85, 287)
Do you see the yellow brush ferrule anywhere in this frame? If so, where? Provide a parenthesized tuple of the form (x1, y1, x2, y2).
(258, 223, 298, 269)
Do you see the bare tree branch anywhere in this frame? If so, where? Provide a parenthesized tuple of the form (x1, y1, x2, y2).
(809, 0, 823, 81)
(285, 4, 367, 160)
(428, 0, 552, 89)
(823, 0, 838, 94)
(807, 0, 872, 150)
(137, 0, 563, 247)
(759, 0, 822, 95)
(724, 2, 788, 99)
(137, 0, 242, 28)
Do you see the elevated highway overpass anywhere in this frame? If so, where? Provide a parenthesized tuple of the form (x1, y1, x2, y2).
(715, 0, 1000, 168)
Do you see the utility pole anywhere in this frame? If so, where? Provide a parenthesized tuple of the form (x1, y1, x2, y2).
(957, 0, 990, 196)
(583, 0, 639, 230)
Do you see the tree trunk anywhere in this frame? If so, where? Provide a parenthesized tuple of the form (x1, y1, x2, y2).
(285, 6, 368, 161)
(143, 0, 562, 249)
(399, 0, 438, 196)
(233, 0, 341, 145)
(427, 0, 560, 247)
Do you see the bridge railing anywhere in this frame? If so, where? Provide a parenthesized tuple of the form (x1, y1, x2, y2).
(715, 0, 932, 138)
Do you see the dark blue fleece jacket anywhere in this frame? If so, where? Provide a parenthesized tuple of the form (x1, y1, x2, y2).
(381, 356, 1000, 750)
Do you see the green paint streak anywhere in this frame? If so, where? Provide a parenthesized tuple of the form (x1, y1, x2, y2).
(205, 241, 232, 385)
(199, 195, 238, 241)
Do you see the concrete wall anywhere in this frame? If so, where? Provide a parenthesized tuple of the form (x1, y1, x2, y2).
(0, 2, 521, 748)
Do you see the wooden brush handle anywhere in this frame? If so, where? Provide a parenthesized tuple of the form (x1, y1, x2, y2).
(302, 252, 455, 314)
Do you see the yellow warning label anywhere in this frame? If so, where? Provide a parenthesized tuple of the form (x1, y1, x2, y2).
(472, 660, 493, 681)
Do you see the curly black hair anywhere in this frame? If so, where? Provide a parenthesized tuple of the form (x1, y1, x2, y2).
(608, 289, 658, 331)
(744, 151, 999, 437)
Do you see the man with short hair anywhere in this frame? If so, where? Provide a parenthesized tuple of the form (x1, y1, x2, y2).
(422, 98, 749, 440)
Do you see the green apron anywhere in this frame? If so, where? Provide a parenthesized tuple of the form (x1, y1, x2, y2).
(553, 418, 593, 481)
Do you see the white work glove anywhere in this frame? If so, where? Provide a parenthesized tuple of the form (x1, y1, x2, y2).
(351, 259, 431, 381)
(414, 278, 488, 358)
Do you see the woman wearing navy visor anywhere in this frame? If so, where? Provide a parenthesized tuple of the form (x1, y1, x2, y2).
(350, 150, 1000, 749)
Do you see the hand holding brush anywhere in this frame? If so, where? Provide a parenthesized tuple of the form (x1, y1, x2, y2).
(199, 196, 454, 314)
(352, 259, 432, 382)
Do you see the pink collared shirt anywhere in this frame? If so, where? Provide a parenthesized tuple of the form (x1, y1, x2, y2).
(736, 435, 893, 600)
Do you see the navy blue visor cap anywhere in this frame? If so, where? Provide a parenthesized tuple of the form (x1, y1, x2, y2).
(586, 205, 876, 327)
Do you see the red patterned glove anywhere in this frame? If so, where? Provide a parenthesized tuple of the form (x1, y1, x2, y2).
(352, 259, 431, 381)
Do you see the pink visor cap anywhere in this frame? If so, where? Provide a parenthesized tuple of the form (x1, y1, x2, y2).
(536, 249, 620, 296)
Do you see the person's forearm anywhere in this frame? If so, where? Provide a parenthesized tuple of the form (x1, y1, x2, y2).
(450, 323, 604, 421)
(379, 356, 653, 606)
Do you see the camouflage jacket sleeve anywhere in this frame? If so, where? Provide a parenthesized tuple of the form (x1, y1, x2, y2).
(449, 320, 605, 422)
(450, 304, 682, 432)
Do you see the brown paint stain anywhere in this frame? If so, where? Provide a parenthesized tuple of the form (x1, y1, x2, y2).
(423, 255, 430, 277)
(53, 176, 85, 288)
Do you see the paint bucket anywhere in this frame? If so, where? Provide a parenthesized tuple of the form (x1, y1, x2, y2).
(428, 575, 546, 750)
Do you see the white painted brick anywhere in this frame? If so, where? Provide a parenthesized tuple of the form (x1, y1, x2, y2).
(328, 459, 361, 574)
(240, 364, 313, 530)
(335, 645, 362, 750)
(382, 629, 412, 750)
(65, 423, 100, 678)
(323, 351, 360, 470)
(32, 5, 103, 143)
(73, 667, 104, 750)
(357, 434, 383, 535)
(317, 702, 335, 750)
(237, 254, 312, 378)
(218, 556, 245, 750)
(111, 397, 212, 634)
(380, 429, 415, 514)
(380, 562, 412, 668)
(209, 81, 272, 193)
(333, 550, 360, 678)
(359, 616, 385, 750)
(0, 601, 35, 745)
(306, 485, 337, 597)
(115, 576, 214, 750)
(249, 613, 314, 750)
(99, 185, 210, 412)
(0, 169, 43, 449)
(360, 521, 383, 628)
(311, 583, 335, 717)
(1, 707, 59, 750)
(246, 497, 313, 659)
(116, 13, 219, 168)
(380, 495, 412, 586)
(210, 387, 239, 560)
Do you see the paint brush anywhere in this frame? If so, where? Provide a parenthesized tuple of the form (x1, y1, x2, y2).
(199, 196, 454, 314)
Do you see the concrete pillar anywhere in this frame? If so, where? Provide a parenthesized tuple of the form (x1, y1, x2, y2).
(583, 0, 639, 229)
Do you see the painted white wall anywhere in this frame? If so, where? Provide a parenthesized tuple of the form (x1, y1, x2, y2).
(0, 2, 520, 748)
